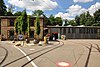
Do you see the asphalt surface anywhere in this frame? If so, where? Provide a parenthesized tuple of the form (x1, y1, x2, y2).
(0, 40, 100, 67)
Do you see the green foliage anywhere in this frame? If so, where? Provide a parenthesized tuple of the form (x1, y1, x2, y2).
(49, 14, 55, 25)
(32, 10, 44, 16)
(75, 15, 80, 25)
(8, 5, 14, 13)
(0, 0, 7, 16)
(35, 15, 40, 35)
(30, 11, 63, 26)
(46, 15, 63, 26)
(69, 20, 77, 26)
(21, 9, 27, 34)
(79, 13, 86, 25)
(94, 9, 100, 26)
(15, 16, 23, 34)
(84, 11, 94, 26)
(27, 15, 30, 36)
(55, 17, 62, 26)
(75, 11, 95, 26)
(4, 4, 14, 16)
(15, 9, 28, 35)
(43, 15, 50, 26)
(64, 19, 68, 26)
(14, 11, 22, 16)
(5, 12, 13, 16)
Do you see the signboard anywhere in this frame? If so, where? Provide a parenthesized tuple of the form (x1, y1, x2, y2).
(18, 34, 23, 40)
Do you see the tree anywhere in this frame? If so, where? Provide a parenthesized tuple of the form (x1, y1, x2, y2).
(5, 4, 14, 16)
(69, 20, 77, 26)
(75, 15, 80, 25)
(79, 13, 86, 25)
(26, 15, 30, 37)
(5, 12, 13, 16)
(85, 11, 94, 26)
(0, 0, 7, 34)
(15, 9, 28, 35)
(0, 0, 7, 16)
(94, 9, 100, 26)
(7, 4, 14, 13)
(64, 19, 69, 26)
(79, 11, 94, 26)
(14, 11, 22, 16)
(55, 17, 62, 26)
(21, 9, 28, 34)
(49, 14, 55, 25)
(15, 16, 22, 34)
(35, 14, 40, 39)
(43, 15, 50, 26)
(32, 10, 44, 16)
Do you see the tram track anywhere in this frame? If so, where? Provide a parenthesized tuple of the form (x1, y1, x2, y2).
(2, 40, 64, 67)
(83, 43, 100, 67)
(68, 40, 100, 67)
(21, 41, 64, 67)
(0, 46, 8, 66)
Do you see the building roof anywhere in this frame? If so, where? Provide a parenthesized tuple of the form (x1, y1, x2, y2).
(47, 26, 100, 28)
(0, 16, 44, 19)
(0, 16, 17, 19)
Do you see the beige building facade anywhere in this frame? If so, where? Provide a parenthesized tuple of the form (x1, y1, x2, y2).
(0, 16, 44, 40)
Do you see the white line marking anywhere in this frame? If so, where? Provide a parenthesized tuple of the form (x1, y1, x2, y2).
(14, 45, 38, 67)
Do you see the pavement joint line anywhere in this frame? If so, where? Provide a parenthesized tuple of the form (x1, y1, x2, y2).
(14, 45, 38, 67)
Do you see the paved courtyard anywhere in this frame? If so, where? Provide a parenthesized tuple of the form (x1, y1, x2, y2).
(0, 39, 100, 67)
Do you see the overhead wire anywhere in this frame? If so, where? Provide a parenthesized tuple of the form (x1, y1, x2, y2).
(42, 0, 66, 13)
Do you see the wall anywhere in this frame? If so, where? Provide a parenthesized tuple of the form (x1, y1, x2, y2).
(48, 27, 100, 39)
(0, 16, 44, 40)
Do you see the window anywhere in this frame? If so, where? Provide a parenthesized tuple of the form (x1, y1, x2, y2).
(79, 28, 82, 33)
(68, 28, 72, 33)
(94, 28, 97, 34)
(72, 28, 76, 33)
(79, 28, 85, 34)
(30, 19, 34, 26)
(90, 28, 94, 34)
(9, 19, 14, 26)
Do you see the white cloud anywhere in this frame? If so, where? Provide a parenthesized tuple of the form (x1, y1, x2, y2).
(8, 0, 58, 11)
(88, 2, 100, 15)
(55, 12, 71, 19)
(73, 0, 93, 3)
(6, 4, 17, 13)
(55, 5, 87, 20)
(67, 5, 87, 16)
(55, 2, 100, 20)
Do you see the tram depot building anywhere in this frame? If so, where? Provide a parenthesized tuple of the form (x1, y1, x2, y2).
(0, 16, 44, 40)
(47, 26, 100, 39)
(0, 16, 100, 40)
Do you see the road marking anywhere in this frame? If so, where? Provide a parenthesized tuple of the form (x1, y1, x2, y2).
(57, 62, 70, 67)
(14, 45, 38, 67)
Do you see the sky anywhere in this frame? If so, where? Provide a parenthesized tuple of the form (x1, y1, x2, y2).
(4, 0, 100, 20)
